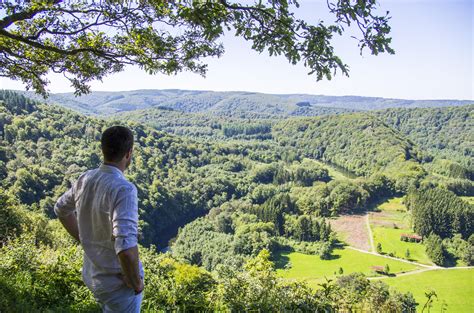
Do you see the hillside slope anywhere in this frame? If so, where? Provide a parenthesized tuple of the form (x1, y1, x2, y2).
(112, 107, 277, 140)
(272, 113, 426, 186)
(375, 106, 474, 169)
(20, 89, 472, 117)
(0, 91, 293, 248)
(1, 91, 472, 312)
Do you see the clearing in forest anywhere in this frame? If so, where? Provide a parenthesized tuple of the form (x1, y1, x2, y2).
(275, 248, 419, 288)
(309, 159, 357, 181)
(369, 197, 432, 264)
(329, 214, 371, 251)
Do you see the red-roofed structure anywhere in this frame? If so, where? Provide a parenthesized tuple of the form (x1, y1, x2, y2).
(371, 266, 385, 274)
(400, 233, 423, 242)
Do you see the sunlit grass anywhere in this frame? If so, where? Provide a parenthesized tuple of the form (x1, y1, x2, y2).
(384, 269, 474, 313)
(372, 226, 432, 265)
(275, 248, 419, 288)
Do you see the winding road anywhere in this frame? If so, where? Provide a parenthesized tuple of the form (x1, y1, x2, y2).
(365, 213, 376, 253)
(357, 212, 473, 279)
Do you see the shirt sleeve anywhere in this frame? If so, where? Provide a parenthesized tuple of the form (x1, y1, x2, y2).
(54, 187, 76, 218)
(112, 184, 139, 254)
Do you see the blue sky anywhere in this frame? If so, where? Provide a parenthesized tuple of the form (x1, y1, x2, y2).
(1, 0, 472, 100)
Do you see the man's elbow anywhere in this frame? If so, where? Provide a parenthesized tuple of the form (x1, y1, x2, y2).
(53, 204, 62, 217)
(117, 245, 139, 260)
(54, 204, 74, 219)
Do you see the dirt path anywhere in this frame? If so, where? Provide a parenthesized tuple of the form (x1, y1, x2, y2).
(346, 246, 436, 269)
(350, 217, 474, 279)
(365, 214, 375, 253)
(369, 268, 432, 280)
(335, 211, 474, 280)
(369, 266, 474, 280)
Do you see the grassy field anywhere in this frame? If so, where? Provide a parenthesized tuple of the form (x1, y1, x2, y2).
(376, 197, 405, 211)
(275, 249, 473, 312)
(275, 195, 473, 311)
(275, 248, 419, 288)
(372, 227, 432, 264)
(370, 197, 433, 264)
(370, 197, 410, 227)
(383, 269, 474, 313)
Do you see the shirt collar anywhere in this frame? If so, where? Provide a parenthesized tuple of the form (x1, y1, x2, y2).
(99, 163, 125, 178)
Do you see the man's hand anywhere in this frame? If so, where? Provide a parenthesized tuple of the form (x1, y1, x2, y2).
(119, 273, 144, 294)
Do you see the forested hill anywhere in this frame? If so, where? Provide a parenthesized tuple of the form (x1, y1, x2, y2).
(0, 90, 272, 248)
(2, 90, 471, 253)
(272, 113, 426, 185)
(1, 90, 324, 249)
(112, 107, 277, 140)
(375, 106, 473, 169)
(20, 89, 472, 117)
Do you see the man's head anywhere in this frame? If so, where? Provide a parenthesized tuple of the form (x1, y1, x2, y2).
(101, 126, 134, 169)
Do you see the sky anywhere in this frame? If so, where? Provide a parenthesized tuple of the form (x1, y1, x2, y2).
(1, 0, 472, 100)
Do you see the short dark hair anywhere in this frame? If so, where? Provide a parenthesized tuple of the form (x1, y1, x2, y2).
(101, 126, 134, 162)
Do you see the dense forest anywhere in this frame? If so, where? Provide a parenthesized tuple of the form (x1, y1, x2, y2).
(113, 107, 277, 140)
(1, 90, 473, 311)
(405, 187, 473, 266)
(0, 90, 304, 248)
(376, 106, 473, 170)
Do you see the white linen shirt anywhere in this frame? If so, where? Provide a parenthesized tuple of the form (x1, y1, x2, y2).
(54, 164, 143, 294)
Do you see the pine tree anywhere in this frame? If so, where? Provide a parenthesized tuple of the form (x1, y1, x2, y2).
(376, 243, 383, 254)
(425, 234, 446, 266)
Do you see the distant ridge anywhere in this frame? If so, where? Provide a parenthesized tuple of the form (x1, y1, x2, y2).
(17, 89, 473, 117)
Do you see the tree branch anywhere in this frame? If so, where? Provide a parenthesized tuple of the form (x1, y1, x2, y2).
(0, 29, 120, 60)
(0, 0, 62, 29)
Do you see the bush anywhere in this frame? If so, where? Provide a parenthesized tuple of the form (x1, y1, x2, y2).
(0, 233, 98, 312)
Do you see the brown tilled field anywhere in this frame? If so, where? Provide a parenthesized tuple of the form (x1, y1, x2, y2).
(329, 214, 370, 251)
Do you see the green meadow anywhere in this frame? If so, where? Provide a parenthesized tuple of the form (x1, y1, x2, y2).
(383, 269, 474, 313)
(310, 159, 357, 181)
(276, 250, 473, 312)
(370, 197, 432, 264)
(276, 195, 473, 311)
(275, 248, 419, 288)
(376, 197, 405, 211)
(372, 227, 432, 265)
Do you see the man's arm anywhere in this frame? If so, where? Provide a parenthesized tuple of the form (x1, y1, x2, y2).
(113, 184, 143, 293)
(118, 246, 144, 293)
(58, 213, 80, 242)
(54, 187, 80, 242)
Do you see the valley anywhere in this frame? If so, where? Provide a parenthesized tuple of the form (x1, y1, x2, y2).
(277, 193, 473, 311)
(0, 90, 472, 311)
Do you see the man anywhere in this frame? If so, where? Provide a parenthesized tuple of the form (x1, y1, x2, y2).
(54, 126, 144, 312)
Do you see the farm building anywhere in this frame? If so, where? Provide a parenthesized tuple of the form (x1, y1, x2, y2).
(400, 233, 423, 242)
(371, 266, 386, 274)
